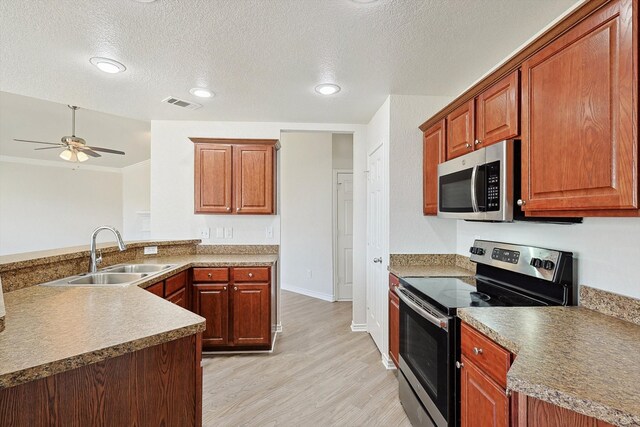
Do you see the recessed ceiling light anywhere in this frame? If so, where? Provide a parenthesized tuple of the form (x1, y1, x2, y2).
(315, 83, 341, 96)
(90, 57, 126, 74)
(189, 87, 214, 98)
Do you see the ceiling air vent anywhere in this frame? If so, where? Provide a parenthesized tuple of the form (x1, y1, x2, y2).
(161, 96, 202, 110)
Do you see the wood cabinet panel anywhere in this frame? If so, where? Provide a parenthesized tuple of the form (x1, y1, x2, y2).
(192, 268, 229, 282)
(461, 323, 511, 388)
(165, 271, 187, 296)
(388, 289, 399, 368)
(446, 99, 475, 160)
(389, 272, 400, 289)
(521, 0, 637, 212)
(232, 283, 270, 346)
(194, 144, 232, 214)
(523, 396, 615, 427)
(0, 335, 201, 427)
(460, 356, 509, 427)
(233, 267, 270, 282)
(476, 70, 519, 147)
(423, 119, 446, 215)
(194, 284, 229, 347)
(233, 145, 274, 214)
(146, 281, 164, 297)
(166, 287, 187, 308)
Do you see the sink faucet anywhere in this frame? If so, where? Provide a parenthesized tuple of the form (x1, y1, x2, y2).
(88, 226, 127, 273)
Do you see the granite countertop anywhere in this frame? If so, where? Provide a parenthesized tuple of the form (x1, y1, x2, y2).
(0, 253, 278, 390)
(457, 306, 640, 427)
(388, 264, 475, 278)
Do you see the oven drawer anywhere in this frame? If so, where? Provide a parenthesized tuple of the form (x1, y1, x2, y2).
(461, 323, 511, 388)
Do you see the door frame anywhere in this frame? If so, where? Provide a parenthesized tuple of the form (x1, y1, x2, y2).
(333, 169, 354, 302)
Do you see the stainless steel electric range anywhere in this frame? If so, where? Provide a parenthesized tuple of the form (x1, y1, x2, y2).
(396, 240, 575, 427)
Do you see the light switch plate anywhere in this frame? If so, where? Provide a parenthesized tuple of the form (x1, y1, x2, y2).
(224, 227, 233, 239)
(144, 246, 158, 255)
(215, 227, 224, 238)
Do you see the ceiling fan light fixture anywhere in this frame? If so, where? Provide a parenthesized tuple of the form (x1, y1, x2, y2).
(76, 151, 89, 162)
(90, 57, 126, 74)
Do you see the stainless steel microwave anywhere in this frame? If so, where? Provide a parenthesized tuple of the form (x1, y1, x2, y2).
(437, 140, 514, 221)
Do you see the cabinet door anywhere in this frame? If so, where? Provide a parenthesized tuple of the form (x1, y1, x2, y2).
(521, 0, 636, 212)
(193, 284, 229, 347)
(388, 289, 399, 368)
(423, 119, 446, 215)
(460, 356, 509, 427)
(166, 287, 187, 308)
(232, 282, 271, 346)
(476, 70, 519, 148)
(194, 144, 233, 214)
(233, 145, 274, 214)
(446, 99, 475, 160)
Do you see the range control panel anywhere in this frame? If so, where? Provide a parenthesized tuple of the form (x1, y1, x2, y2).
(469, 240, 572, 283)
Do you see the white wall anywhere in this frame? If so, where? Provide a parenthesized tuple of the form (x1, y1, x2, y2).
(150, 120, 368, 327)
(280, 132, 334, 301)
(389, 95, 456, 254)
(122, 159, 151, 240)
(457, 219, 640, 299)
(0, 158, 123, 255)
(332, 133, 353, 170)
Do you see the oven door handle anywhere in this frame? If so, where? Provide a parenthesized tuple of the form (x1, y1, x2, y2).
(396, 286, 450, 331)
(470, 165, 479, 213)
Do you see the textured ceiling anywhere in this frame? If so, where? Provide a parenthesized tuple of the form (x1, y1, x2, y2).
(0, 92, 150, 168)
(0, 0, 579, 124)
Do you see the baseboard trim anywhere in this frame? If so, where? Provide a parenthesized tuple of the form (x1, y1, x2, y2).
(203, 332, 278, 355)
(381, 353, 397, 370)
(350, 322, 367, 332)
(281, 284, 334, 302)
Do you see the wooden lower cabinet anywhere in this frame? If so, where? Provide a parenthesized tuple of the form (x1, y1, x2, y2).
(515, 394, 615, 427)
(193, 266, 273, 351)
(460, 355, 509, 427)
(166, 287, 187, 308)
(0, 334, 203, 427)
(388, 274, 400, 367)
(145, 271, 190, 310)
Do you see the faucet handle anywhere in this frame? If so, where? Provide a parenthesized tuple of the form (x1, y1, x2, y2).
(96, 249, 103, 266)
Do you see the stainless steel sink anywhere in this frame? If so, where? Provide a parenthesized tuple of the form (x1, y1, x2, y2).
(67, 272, 148, 285)
(103, 264, 174, 274)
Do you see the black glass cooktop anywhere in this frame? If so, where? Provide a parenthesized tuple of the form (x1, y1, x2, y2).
(399, 276, 548, 315)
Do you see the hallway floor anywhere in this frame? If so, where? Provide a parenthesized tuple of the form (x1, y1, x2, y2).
(202, 290, 411, 426)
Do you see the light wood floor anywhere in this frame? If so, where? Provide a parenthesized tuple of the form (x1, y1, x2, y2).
(202, 290, 412, 427)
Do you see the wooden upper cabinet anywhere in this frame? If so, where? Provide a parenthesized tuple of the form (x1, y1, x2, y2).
(476, 70, 520, 148)
(520, 0, 637, 213)
(194, 144, 232, 213)
(192, 138, 278, 215)
(233, 145, 274, 214)
(423, 119, 446, 215)
(447, 99, 475, 160)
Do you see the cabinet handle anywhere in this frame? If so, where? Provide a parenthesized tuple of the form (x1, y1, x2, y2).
(223, 286, 226, 290)
(465, 143, 471, 149)
(474, 139, 481, 146)
(236, 207, 240, 212)
(517, 199, 526, 207)
(248, 272, 254, 278)
(226, 207, 231, 212)
(473, 347, 483, 355)
(456, 361, 464, 369)
(207, 273, 212, 278)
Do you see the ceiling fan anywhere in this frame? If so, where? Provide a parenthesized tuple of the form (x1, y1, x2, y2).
(13, 105, 125, 162)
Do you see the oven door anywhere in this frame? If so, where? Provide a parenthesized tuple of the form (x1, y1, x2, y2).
(437, 147, 486, 220)
(397, 286, 454, 427)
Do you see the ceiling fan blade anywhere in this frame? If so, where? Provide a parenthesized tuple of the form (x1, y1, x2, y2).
(13, 139, 62, 146)
(77, 147, 101, 157)
(86, 146, 125, 155)
(34, 146, 64, 151)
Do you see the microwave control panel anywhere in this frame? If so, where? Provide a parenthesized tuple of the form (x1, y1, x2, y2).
(486, 161, 500, 211)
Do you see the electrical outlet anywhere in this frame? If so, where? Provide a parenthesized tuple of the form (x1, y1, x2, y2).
(224, 227, 233, 239)
(266, 226, 273, 239)
(215, 227, 224, 238)
(143, 246, 158, 255)
(200, 227, 210, 239)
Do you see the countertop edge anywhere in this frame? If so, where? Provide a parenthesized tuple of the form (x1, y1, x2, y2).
(0, 320, 206, 390)
(456, 309, 521, 354)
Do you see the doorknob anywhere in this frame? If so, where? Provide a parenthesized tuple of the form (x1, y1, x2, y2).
(373, 257, 382, 264)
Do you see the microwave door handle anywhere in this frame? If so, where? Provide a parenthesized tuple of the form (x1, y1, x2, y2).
(470, 165, 479, 212)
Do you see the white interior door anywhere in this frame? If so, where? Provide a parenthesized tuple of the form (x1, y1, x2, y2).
(367, 145, 384, 351)
(336, 172, 353, 301)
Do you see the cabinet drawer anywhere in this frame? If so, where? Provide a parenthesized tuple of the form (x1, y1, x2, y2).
(461, 323, 511, 388)
(193, 268, 229, 282)
(166, 287, 187, 308)
(146, 281, 164, 297)
(233, 267, 269, 282)
(389, 273, 400, 290)
(164, 271, 187, 295)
